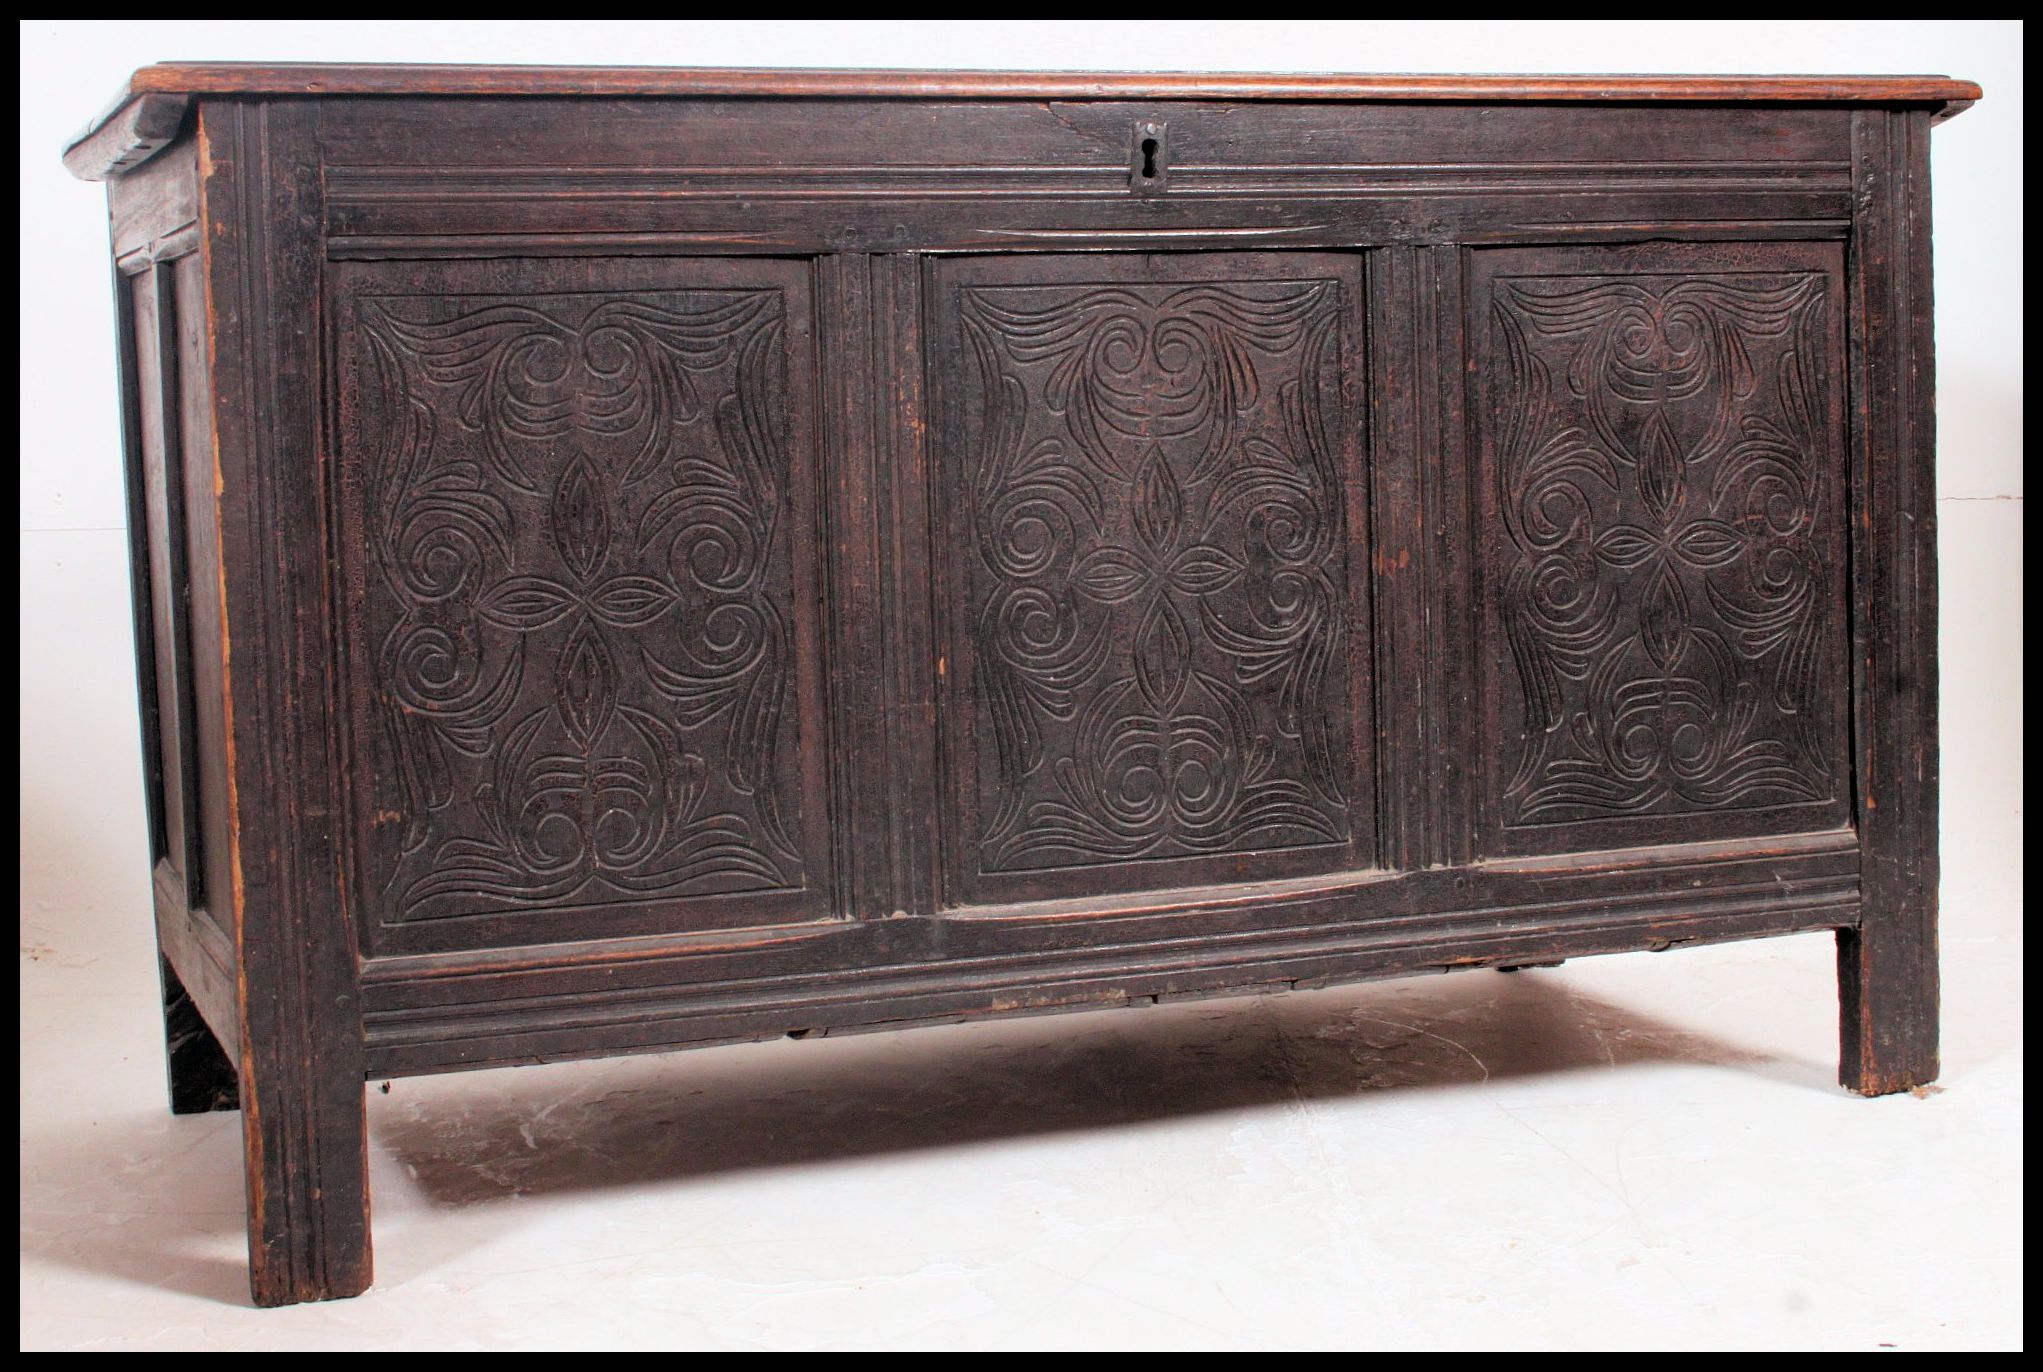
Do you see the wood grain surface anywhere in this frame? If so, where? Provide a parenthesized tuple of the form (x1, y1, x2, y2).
(63, 70, 1965, 1303)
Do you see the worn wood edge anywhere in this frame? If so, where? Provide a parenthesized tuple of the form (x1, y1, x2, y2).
(360, 895, 1856, 1076)
(119, 63, 1984, 105)
(1836, 108, 1942, 1097)
(66, 68, 1982, 176)
(152, 861, 242, 1062)
(108, 135, 200, 261)
(356, 829, 1860, 989)
(322, 219, 1858, 264)
(363, 862, 1860, 1021)
(62, 91, 190, 181)
(158, 954, 241, 1114)
(198, 97, 374, 1308)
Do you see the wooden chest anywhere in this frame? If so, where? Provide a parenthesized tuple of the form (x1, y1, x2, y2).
(64, 64, 1978, 1305)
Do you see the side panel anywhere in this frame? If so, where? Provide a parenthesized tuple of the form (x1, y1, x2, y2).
(175, 253, 236, 939)
(127, 262, 199, 893)
(108, 133, 239, 1055)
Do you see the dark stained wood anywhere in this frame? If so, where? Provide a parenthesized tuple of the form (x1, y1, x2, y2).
(326, 255, 836, 956)
(68, 68, 1980, 182)
(108, 63, 1987, 106)
(153, 852, 239, 1060)
(161, 955, 239, 1114)
(1368, 243, 1475, 871)
(172, 249, 239, 954)
(312, 97, 1861, 256)
(1837, 109, 1941, 1096)
(109, 263, 169, 890)
(353, 829, 1867, 1074)
(129, 262, 201, 894)
(878, 256, 942, 919)
(927, 251, 1375, 905)
(103, 124, 247, 1103)
(1468, 240, 1856, 856)
(814, 255, 896, 922)
(62, 66, 1969, 1304)
(108, 237, 246, 1087)
(197, 99, 372, 1308)
(315, 93, 1862, 168)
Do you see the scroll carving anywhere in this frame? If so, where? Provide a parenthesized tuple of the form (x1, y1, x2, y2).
(956, 279, 1356, 873)
(1489, 270, 1844, 828)
(348, 288, 807, 921)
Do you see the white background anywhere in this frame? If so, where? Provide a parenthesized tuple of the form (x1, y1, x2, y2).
(20, 21, 2023, 1351)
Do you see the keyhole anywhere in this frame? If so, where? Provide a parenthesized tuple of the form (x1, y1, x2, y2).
(1130, 121, 1167, 191)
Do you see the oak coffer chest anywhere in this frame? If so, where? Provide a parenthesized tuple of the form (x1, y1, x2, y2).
(64, 64, 1979, 1305)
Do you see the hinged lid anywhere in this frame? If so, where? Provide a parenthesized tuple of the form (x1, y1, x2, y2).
(64, 64, 1982, 180)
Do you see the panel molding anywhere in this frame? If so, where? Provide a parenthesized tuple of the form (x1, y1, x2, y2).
(357, 828, 1862, 1076)
(1837, 109, 1941, 1092)
(327, 256, 836, 955)
(1469, 241, 1855, 857)
(1368, 244, 1473, 872)
(928, 252, 1375, 906)
(316, 98, 1856, 254)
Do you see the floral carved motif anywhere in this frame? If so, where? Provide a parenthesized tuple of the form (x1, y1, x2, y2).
(956, 279, 1356, 872)
(1489, 270, 1845, 827)
(348, 288, 806, 921)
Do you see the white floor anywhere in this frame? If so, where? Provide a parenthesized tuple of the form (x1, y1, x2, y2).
(19, 500, 2023, 1350)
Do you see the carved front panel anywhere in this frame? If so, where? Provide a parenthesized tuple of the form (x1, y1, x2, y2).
(931, 254, 1374, 904)
(1472, 244, 1852, 855)
(331, 259, 832, 954)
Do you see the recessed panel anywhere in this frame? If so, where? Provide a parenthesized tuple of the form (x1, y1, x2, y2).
(930, 253, 1374, 906)
(330, 257, 833, 954)
(1470, 243, 1853, 855)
